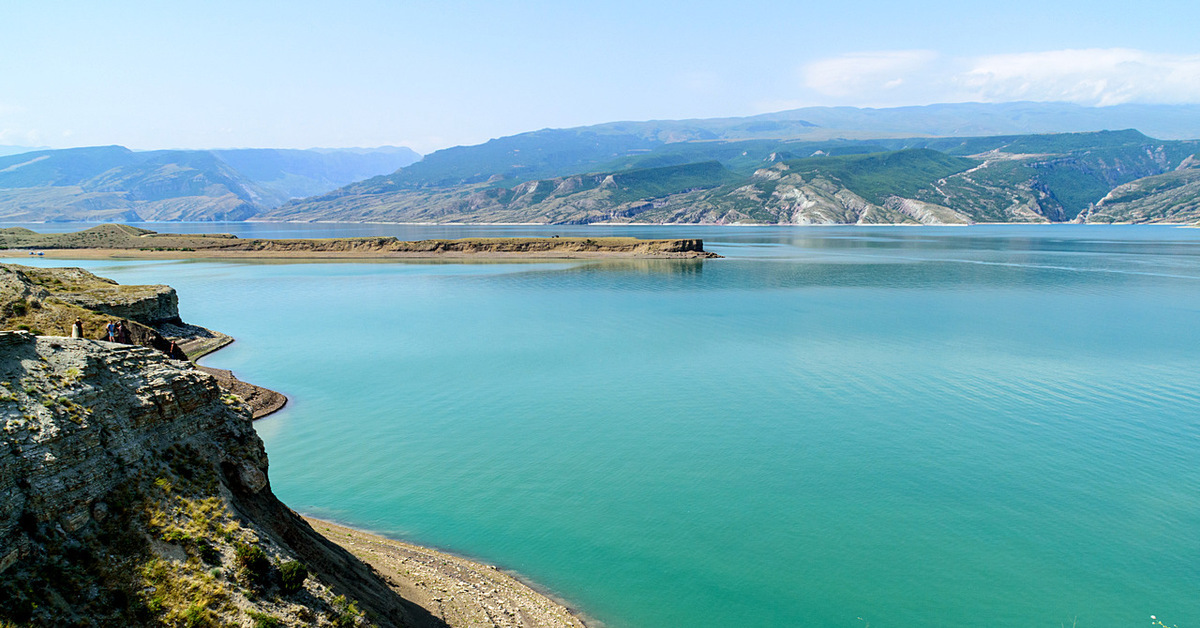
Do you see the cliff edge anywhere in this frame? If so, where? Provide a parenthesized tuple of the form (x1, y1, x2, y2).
(1, 262, 286, 419)
(0, 331, 443, 627)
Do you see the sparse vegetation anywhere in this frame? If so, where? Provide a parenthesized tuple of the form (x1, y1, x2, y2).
(279, 559, 309, 595)
(141, 558, 227, 627)
(247, 610, 282, 628)
(330, 594, 367, 628)
(234, 541, 272, 589)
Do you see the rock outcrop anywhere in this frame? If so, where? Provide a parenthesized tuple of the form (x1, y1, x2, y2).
(0, 263, 219, 360)
(1075, 166, 1200, 223)
(0, 331, 441, 627)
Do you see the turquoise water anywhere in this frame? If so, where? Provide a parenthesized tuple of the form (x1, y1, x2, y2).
(12, 225, 1200, 627)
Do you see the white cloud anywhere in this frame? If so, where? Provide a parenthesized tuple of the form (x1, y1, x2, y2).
(797, 48, 1200, 107)
(0, 128, 43, 146)
(959, 49, 1200, 106)
(802, 50, 939, 98)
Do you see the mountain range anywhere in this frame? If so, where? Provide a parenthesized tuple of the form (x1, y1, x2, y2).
(0, 146, 419, 222)
(4, 102, 1200, 225)
(268, 128, 1200, 225)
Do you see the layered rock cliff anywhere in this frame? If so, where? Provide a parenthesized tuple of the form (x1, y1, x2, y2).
(0, 331, 440, 627)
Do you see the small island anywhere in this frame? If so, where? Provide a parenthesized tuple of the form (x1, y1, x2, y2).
(0, 224, 719, 260)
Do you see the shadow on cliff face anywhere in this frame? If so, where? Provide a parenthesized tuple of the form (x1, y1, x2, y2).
(222, 472, 450, 628)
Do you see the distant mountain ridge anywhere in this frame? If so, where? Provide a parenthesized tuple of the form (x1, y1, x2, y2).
(0, 145, 419, 222)
(8, 102, 1200, 224)
(0, 145, 49, 158)
(268, 129, 1200, 225)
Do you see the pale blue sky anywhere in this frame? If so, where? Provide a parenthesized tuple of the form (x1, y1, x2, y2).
(2, 0, 1198, 153)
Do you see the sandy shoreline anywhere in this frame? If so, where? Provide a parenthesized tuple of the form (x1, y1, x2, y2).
(303, 518, 592, 628)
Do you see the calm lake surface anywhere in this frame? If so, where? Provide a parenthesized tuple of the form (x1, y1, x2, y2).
(11, 224, 1200, 628)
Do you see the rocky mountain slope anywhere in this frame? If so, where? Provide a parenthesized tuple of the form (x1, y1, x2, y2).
(9, 103, 1200, 225)
(0, 146, 419, 223)
(267, 131, 1200, 225)
(1075, 157, 1200, 223)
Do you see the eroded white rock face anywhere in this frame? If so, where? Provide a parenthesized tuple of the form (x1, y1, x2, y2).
(884, 197, 972, 225)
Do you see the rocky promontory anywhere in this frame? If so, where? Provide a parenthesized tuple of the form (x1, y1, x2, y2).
(0, 262, 289, 419)
(0, 331, 441, 626)
(1, 262, 214, 357)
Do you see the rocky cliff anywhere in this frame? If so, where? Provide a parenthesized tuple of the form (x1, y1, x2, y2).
(0, 331, 441, 627)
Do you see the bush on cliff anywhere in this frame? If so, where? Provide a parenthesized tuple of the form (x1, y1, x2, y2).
(234, 542, 272, 589)
(279, 560, 309, 595)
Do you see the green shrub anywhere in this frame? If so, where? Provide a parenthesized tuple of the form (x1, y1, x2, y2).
(330, 594, 364, 628)
(161, 530, 192, 544)
(233, 542, 271, 589)
(181, 604, 217, 628)
(278, 560, 308, 595)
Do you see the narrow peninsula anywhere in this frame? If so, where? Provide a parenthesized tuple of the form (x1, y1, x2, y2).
(0, 224, 718, 260)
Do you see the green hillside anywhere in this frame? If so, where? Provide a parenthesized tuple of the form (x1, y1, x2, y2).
(368, 129, 661, 190)
(784, 150, 978, 205)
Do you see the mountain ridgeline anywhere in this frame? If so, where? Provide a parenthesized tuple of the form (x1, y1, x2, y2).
(7, 102, 1200, 225)
(270, 129, 1200, 225)
(0, 146, 419, 223)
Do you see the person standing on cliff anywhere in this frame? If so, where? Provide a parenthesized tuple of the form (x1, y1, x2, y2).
(106, 320, 117, 342)
(116, 321, 130, 344)
(71, 318, 84, 339)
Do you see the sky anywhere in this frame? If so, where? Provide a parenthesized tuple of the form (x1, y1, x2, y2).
(2, 0, 1199, 154)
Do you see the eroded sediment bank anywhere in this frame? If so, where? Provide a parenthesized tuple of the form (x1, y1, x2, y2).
(0, 224, 719, 260)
